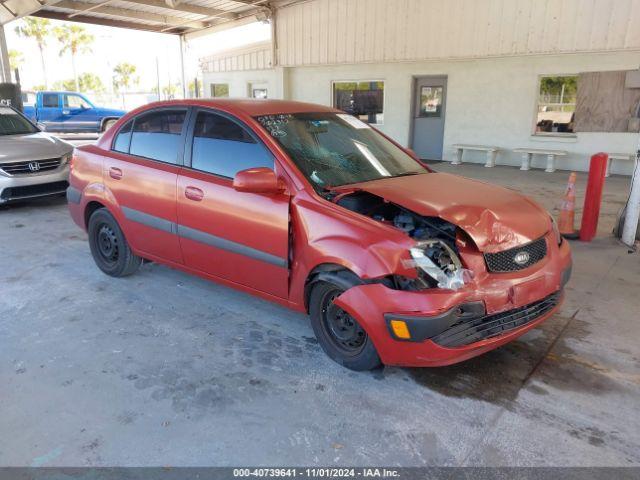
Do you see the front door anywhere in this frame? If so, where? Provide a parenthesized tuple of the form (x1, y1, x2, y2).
(177, 109, 290, 299)
(61, 93, 100, 132)
(411, 76, 447, 160)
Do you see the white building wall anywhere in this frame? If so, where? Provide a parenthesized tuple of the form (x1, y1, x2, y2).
(285, 50, 640, 174)
(276, 0, 640, 66)
(203, 68, 286, 99)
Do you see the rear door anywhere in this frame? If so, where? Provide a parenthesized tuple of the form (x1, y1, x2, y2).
(105, 107, 189, 264)
(37, 93, 64, 131)
(176, 109, 290, 299)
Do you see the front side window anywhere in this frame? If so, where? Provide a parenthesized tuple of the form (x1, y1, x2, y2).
(129, 110, 186, 163)
(191, 111, 273, 178)
(536, 76, 577, 134)
(210, 84, 229, 98)
(333, 81, 384, 124)
(42, 93, 59, 108)
(256, 112, 426, 190)
(0, 106, 39, 135)
(64, 94, 91, 109)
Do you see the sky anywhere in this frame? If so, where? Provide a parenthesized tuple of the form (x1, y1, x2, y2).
(5, 18, 271, 94)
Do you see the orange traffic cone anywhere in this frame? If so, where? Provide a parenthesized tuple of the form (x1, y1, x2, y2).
(558, 172, 579, 239)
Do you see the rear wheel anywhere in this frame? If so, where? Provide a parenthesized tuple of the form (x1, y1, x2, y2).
(102, 119, 118, 133)
(88, 208, 141, 277)
(309, 281, 381, 371)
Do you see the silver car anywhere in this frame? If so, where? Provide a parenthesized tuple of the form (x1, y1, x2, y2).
(0, 106, 73, 204)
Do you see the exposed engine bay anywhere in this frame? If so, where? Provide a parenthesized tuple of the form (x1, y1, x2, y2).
(334, 191, 471, 290)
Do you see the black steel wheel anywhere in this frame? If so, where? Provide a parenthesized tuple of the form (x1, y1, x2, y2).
(88, 208, 141, 277)
(309, 280, 381, 371)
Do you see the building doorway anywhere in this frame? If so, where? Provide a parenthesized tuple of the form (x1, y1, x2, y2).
(411, 76, 447, 160)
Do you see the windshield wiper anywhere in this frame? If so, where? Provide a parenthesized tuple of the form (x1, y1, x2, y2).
(392, 171, 424, 178)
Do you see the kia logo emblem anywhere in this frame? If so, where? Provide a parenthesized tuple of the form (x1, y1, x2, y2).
(28, 162, 41, 172)
(514, 251, 530, 265)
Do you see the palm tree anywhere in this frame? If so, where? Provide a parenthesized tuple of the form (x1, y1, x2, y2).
(113, 62, 138, 92)
(14, 18, 52, 88)
(8, 50, 24, 79)
(53, 24, 94, 92)
(113, 62, 138, 108)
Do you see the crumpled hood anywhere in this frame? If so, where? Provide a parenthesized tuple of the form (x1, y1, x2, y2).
(338, 172, 550, 252)
(0, 132, 73, 163)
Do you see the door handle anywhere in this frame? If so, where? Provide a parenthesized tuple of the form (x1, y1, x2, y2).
(185, 186, 204, 201)
(62, 110, 70, 115)
(109, 167, 123, 180)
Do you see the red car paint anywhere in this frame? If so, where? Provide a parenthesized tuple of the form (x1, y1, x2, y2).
(68, 99, 572, 367)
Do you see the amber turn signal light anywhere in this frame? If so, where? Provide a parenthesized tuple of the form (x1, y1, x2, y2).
(390, 319, 411, 339)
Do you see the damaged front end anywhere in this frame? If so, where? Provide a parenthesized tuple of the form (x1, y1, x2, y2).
(333, 190, 473, 291)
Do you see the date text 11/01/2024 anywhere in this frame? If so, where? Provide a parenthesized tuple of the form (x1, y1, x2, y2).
(233, 468, 400, 478)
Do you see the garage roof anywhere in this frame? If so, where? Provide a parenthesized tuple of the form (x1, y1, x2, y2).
(0, 0, 270, 35)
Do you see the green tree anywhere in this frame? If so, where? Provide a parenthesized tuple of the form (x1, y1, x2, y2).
(53, 24, 94, 92)
(162, 84, 177, 99)
(14, 18, 52, 88)
(53, 73, 104, 93)
(113, 62, 138, 93)
(188, 79, 201, 98)
(53, 79, 76, 91)
(77, 72, 105, 93)
(8, 49, 24, 73)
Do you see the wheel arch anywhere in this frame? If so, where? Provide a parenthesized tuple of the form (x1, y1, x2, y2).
(101, 117, 120, 132)
(303, 263, 364, 313)
(84, 200, 107, 229)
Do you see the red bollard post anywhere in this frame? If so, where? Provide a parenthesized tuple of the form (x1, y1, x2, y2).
(579, 152, 609, 242)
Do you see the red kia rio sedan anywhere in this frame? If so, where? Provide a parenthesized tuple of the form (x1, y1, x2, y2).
(68, 99, 572, 370)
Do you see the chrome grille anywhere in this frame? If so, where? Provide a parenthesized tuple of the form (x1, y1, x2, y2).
(0, 158, 62, 176)
(484, 237, 547, 273)
(432, 291, 560, 347)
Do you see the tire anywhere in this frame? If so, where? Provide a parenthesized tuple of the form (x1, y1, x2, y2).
(309, 280, 382, 371)
(88, 208, 142, 277)
(102, 119, 118, 133)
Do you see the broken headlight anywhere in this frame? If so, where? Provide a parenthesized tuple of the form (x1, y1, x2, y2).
(550, 216, 563, 245)
(409, 239, 469, 290)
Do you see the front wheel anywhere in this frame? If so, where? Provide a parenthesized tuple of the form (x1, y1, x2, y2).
(309, 281, 381, 371)
(88, 208, 142, 277)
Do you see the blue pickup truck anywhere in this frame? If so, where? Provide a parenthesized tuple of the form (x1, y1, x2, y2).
(23, 91, 126, 133)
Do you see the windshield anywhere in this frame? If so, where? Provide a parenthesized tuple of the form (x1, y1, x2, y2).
(0, 107, 39, 135)
(255, 112, 426, 189)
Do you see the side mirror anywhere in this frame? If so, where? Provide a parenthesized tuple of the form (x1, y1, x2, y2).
(233, 167, 283, 194)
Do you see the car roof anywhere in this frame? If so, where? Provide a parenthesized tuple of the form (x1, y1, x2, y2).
(144, 98, 341, 117)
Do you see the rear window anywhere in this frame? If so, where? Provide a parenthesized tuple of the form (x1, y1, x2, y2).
(42, 94, 59, 108)
(128, 110, 187, 164)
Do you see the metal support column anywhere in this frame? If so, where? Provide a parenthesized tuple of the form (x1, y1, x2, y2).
(179, 34, 187, 99)
(622, 136, 640, 248)
(0, 25, 11, 83)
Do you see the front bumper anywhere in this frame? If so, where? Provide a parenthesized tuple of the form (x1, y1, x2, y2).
(334, 235, 572, 367)
(0, 165, 70, 203)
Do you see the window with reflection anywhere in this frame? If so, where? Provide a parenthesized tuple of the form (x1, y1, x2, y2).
(333, 81, 384, 124)
(191, 111, 273, 178)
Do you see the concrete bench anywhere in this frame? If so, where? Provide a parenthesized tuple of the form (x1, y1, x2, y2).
(606, 153, 636, 177)
(452, 144, 500, 168)
(514, 148, 568, 173)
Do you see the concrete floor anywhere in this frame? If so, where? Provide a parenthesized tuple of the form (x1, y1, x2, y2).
(0, 163, 639, 467)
